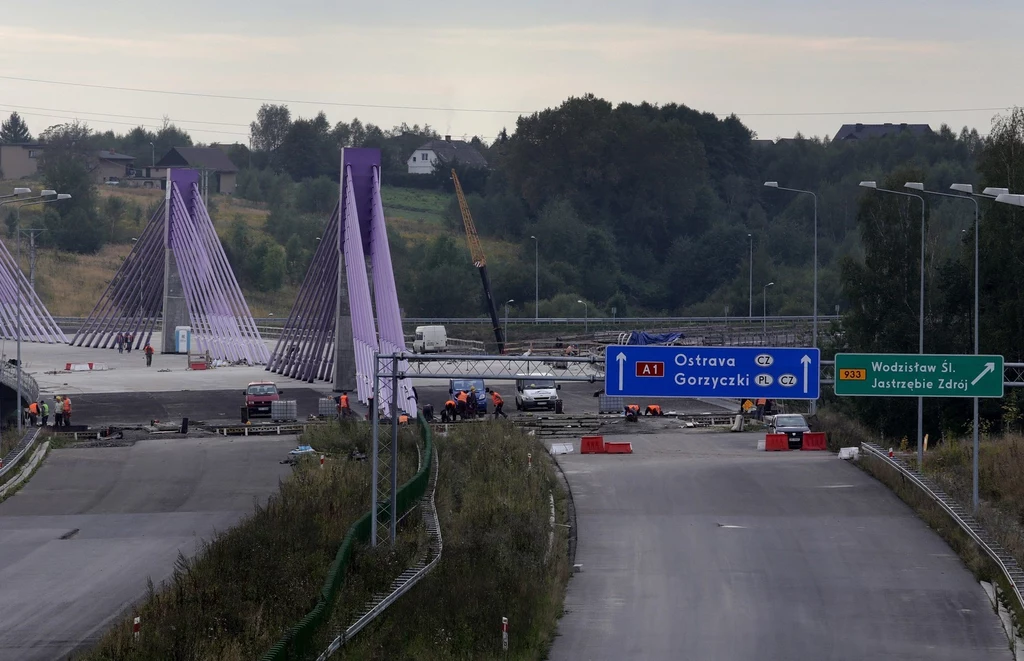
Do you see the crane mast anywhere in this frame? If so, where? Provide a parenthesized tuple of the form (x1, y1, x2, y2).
(452, 169, 506, 353)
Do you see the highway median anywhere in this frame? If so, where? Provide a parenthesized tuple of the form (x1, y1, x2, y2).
(315, 422, 570, 660)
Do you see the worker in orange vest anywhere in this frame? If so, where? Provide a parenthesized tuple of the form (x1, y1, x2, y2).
(27, 401, 39, 427)
(645, 404, 662, 416)
(486, 388, 507, 419)
(442, 399, 457, 423)
(144, 343, 155, 367)
(455, 390, 469, 420)
(338, 392, 352, 420)
(62, 395, 72, 427)
(625, 404, 640, 422)
(755, 398, 767, 420)
(398, 414, 410, 425)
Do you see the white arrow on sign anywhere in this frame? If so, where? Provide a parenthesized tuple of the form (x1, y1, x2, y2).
(971, 362, 996, 387)
(616, 352, 627, 392)
(800, 355, 811, 394)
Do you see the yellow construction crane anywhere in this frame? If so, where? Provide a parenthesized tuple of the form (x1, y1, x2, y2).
(452, 169, 505, 353)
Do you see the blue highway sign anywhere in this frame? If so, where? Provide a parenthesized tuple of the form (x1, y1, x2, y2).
(604, 345, 820, 400)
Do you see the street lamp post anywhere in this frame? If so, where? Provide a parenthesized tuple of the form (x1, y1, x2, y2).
(762, 282, 774, 341)
(577, 299, 588, 334)
(860, 181, 926, 469)
(907, 182, 1002, 513)
(7, 191, 70, 432)
(764, 182, 819, 414)
(504, 299, 514, 344)
(149, 142, 155, 168)
(530, 235, 538, 321)
(747, 233, 753, 319)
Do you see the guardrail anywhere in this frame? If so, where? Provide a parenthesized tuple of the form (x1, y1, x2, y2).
(860, 442, 1024, 611)
(317, 441, 442, 658)
(51, 315, 842, 329)
(261, 417, 435, 661)
(0, 427, 41, 483)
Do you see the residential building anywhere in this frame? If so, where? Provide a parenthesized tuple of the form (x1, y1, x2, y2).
(0, 143, 44, 180)
(407, 135, 488, 174)
(154, 147, 239, 194)
(92, 149, 136, 184)
(832, 123, 933, 143)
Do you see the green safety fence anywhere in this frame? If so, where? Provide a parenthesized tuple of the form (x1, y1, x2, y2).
(261, 417, 434, 661)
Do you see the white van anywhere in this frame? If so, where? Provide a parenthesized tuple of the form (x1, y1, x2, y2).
(515, 373, 562, 411)
(412, 325, 447, 353)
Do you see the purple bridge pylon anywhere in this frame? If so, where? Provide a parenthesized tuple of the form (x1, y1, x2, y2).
(73, 169, 269, 364)
(267, 148, 417, 417)
(0, 239, 67, 344)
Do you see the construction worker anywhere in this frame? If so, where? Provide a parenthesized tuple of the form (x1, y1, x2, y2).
(53, 396, 64, 427)
(467, 387, 479, 417)
(645, 404, 663, 416)
(39, 400, 49, 427)
(625, 404, 640, 422)
(442, 399, 457, 423)
(144, 342, 155, 367)
(422, 402, 434, 422)
(455, 390, 469, 420)
(486, 388, 507, 419)
(755, 398, 767, 420)
(338, 392, 352, 420)
(62, 395, 72, 427)
(28, 401, 39, 427)
(398, 413, 410, 425)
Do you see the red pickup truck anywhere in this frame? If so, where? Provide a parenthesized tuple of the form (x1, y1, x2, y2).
(245, 381, 281, 417)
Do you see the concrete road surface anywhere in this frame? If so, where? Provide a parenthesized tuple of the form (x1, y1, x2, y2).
(0, 435, 295, 661)
(549, 431, 1010, 661)
(71, 387, 331, 427)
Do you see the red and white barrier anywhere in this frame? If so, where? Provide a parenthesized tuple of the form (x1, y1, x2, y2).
(65, 362, 109, 372)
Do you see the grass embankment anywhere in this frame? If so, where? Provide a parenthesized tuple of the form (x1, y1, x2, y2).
(78, 423, 420, 661)
(320, 422, 570, 660)
(815, 408, 1023, 622)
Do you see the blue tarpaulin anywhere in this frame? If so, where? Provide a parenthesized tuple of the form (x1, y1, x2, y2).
(626, 331, 684, 346)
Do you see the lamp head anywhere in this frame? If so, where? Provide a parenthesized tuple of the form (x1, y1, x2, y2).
(530, 235, 536, 240)
(950, 183, 974, 194)
(904, 182, 924, 191)
(984, 187, 1010, 197)
(763, 181, 779, 188)
(577, 299, 583, 304)
(766, 282, 775, 288)
(56, 194, 71, 200)
(995, 193, 1024, 208)
(13, 187, 31, 195)
(40, 189, 56, 196)
(859, 181, 878, 189)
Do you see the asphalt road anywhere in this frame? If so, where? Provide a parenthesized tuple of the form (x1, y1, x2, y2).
(70, 387, 330, 427)
(549, 431, 1011, 661)
(0, 435, 296, 660)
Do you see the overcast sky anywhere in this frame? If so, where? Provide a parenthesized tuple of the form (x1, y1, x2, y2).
(0, 1, 1019, 147)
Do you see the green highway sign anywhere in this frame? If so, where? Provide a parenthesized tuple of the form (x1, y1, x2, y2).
(834, 353, 1004, 398)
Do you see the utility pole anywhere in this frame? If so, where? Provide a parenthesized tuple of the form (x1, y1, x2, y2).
(22, 228, 45, 292)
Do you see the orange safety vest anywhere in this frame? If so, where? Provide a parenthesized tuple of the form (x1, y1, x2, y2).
(399, 414, 410, 425)
(756, 398, 766, 405)
(340, 394, 350, 408)
(457, 391, 469, 403)
(627, 404, 640, 414)
(445, 400, 456, 408)
(647, 405, 661, 415)
(29, 402, 38, 415)
(491, 391, 503, 406)
(63, 398, 72, 414)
